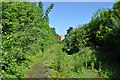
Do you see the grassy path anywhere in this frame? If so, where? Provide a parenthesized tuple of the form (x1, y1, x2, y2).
(24, 43, 100, 78)
(24, 44, 61, 78)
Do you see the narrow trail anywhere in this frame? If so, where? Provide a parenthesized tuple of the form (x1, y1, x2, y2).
(27, 43, 100, 78)
(27, 44, 59, 78)
(28, 55, 50, 78)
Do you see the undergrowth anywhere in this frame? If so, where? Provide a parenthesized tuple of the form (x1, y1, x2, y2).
(48, 46, 101, 78)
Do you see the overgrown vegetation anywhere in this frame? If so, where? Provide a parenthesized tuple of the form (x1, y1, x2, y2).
(2, 1, 120, 79)
(49, 47, 99, 78)
(2, 2, 58, 78)
(62, 1, 120, 79)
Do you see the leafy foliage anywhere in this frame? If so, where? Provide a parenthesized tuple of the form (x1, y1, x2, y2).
(2, 2, 57, 78)
(63, 1, 120, 79)
(63, 25, 88, 54)
(2, 1, 120, 79)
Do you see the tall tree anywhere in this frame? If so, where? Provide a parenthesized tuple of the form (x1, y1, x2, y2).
(38, 2, 44, 17)
(44, 3, 54, 23)
(67, 27, 73, 34)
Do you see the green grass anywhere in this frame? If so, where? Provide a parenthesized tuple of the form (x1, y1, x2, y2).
(43, 44, 100, 78)
(22, 43, 101, 78)
(22, 52, 43, 78)
(22, 43, 62, 78)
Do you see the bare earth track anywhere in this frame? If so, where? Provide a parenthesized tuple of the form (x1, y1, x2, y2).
(28, 50, 55, 78)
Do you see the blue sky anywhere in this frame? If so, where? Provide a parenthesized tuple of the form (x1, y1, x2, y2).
(42, 2, 114, 36)
(30, 1, 115, 36)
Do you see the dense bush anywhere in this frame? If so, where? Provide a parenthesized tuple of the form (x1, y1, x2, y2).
(2, 2, 57, 78)
(63, 1, 120, 78)
(63, 25, 88, 54)
(50, 46, 97, 78)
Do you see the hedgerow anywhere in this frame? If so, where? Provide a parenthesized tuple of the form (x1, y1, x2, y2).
(2, 2, 57, 78)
